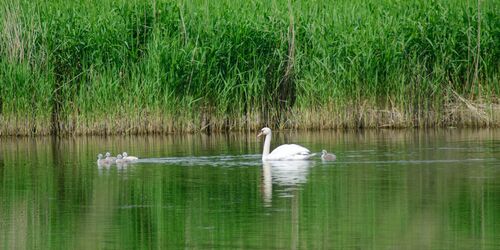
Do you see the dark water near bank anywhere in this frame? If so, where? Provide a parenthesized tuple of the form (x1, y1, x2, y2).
(1, 129, 500, 249)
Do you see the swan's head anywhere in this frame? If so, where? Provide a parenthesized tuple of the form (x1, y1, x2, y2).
(117, 154, 123, 159)
(123, 152, 128, 157)
(105, 152, 111, 157)
(97, 153, 103, 159)
(257, 127, 272, 137)
(322, 150, 327, 155)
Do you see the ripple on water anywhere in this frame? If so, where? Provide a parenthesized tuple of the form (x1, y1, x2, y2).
(137, 154, 263, 167)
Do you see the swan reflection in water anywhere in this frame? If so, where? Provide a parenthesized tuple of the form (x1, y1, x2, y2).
(97, 160, 131, 175)
(261, 160, 311, 247)
(261, 160, 314, 207)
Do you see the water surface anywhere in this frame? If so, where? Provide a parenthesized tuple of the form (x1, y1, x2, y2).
(1, 129, 500, 249)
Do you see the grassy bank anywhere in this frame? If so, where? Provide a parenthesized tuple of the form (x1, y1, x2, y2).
(0, 0, 499, 135)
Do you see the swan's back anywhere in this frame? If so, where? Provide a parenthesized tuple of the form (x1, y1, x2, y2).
(266, 144, 313, 160)
(124, 156, 139, 162)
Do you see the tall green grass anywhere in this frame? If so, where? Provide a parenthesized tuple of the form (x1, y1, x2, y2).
(0, 0, 499, 135)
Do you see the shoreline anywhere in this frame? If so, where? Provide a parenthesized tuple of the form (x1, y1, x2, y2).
(1, 100, 499, 137)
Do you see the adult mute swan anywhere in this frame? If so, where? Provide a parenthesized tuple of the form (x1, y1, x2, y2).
(257, 127, 315, 161)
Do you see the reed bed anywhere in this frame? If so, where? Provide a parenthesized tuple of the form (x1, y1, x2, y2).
(0, 0, 499, 135)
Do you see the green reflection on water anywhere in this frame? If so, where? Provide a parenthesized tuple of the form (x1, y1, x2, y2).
(1, 130, 500, 249)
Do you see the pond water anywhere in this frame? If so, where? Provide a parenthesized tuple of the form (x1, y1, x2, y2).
(1, 129, 500, 249)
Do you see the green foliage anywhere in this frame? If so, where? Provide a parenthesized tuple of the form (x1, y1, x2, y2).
(0, 0, 499, 135)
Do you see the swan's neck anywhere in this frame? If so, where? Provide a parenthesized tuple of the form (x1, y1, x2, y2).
(262, 133, 272, 160)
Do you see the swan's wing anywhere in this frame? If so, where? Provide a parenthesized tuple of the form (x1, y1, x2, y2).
(270, 144, 310, 156)
(267, 144, 313, 160)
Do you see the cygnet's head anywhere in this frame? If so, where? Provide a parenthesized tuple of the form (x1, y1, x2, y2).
(105, 152, 111, 157)
(122, 152, 128, 157)
(97, 153, 103, 159)
(117, 154, 123, 159)
(322, 150, 327, 154)
(257, 127, 272, 137)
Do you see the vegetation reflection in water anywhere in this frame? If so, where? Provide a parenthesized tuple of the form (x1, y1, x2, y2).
(1, 129, 500, 249)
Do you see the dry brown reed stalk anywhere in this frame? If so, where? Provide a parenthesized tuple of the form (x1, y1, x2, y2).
(1, 100, 500, 137)
(450, 89, 489, 124)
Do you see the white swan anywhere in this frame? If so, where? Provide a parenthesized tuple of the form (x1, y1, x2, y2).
(257, 127, 315, 161)
(122, 152, 139, 162)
